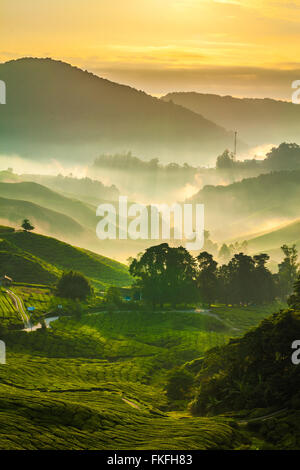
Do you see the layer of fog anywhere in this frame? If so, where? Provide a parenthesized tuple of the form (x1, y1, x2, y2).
(2, 141, 294, 265)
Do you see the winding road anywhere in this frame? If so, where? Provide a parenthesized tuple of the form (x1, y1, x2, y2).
(6, 288, 31, 328)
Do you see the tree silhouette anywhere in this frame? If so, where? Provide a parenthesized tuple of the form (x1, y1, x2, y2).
(57, 271, 92, 301)
(21, 219, 34, 232)
(196, 251, 218, 306)
(277, 244, 299, 300)
(129, 243, 197, 308)
(287, 275, 300, 310)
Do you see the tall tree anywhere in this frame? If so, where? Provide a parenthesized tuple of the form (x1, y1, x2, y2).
(129, 243, 197, 308)
(287, 275, 300, 310)
(226, 253, 256, 305)
(253, 253, 276, 303)
(277, 245, 299, 300)
(196, 252, 218, 306)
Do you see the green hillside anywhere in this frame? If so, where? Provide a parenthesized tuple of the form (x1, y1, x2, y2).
(188, 309, 300, 449)
(0, 170, 20, 183)
(0, 180, 149, 261)
(190, 170, 300, 241)
(0, 181, 97, 231)
(0, 228, 132, 289)
(20, 173, 120, 206)
(0, 310, 244, 450)
(0, 196, 87, 241)
(0, 304, 297, 449)
(247, 219, 300, 253)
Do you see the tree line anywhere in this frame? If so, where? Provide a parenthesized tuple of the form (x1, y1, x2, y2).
(129, 243, 299, 308)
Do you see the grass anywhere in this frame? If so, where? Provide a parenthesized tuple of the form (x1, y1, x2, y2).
(0, 382, 244, 450)
(0, 180, 102, 233)
(1, 230, 132, 289)
(210, 302, 286, 333)
(0, 308, 247, 449)
(6, 311, 230, 366)
(0, 274, 284, 450)
(0, 290, 22, 328)
(0, 195, 86, 240)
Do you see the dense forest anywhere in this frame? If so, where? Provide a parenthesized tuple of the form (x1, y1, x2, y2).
(129, 243, 299, 308)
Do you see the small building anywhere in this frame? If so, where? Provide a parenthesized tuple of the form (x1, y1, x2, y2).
(119, 287, 141, 301)
(0, 275, 13, 287)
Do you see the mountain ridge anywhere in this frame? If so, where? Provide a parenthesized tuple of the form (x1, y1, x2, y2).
(0, 58, 239, 164)
(162, 91, 300, 147)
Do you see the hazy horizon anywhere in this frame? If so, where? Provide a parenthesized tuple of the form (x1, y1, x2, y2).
(2, 0, 300, 100)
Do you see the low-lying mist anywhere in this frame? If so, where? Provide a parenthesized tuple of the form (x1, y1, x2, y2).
(1, 142, 298, 266)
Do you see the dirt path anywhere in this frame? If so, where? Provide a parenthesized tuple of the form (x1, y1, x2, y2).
(6, 288, 30, 328)
(122, 398, 141, 410)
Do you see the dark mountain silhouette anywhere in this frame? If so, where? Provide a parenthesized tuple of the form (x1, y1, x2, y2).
(0, 58, 238, 164)
(162, 92, 300, 146)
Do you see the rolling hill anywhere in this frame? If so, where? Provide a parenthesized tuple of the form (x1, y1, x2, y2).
(0, 181, 98, 231)
(246, 219, 300, 256)
(0, 195, 87, 241)
(0, 226, 132, 289)
(188, 308, 300, 449)
(0, 58, 239, 165)
(162, 92, 300, 147)
(0, 180, 161, 261)
(190, 170, 300, 241)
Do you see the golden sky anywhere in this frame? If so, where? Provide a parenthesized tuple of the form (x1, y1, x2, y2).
(1, 0, 300, 97)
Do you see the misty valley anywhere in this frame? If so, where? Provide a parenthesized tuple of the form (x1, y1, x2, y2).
(0, 56, 300, 453)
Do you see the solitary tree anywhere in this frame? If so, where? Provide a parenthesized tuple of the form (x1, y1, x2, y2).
(21, 219, 34, 232)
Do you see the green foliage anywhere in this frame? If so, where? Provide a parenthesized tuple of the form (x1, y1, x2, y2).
(216, 149, 235, 169)
(129, 243, 198, 308)
(165, 368, 194, 401)
(0, 229, 132, 289)
(103, 286, 123, 310)
(57, 271, 92, 300)
(0, 225, 15, 234)
(287, 275, 300, 310)
(190, 309, 300, 416)
(0, 290, 23, 328)
(277, 244, 299, 300)
(21, 218, 34, 232)
(264, 142, 300, 171)
(130, 243, 277, 307)
(210, 303, 286, 333)
(196, 251, 218, 306)
(0, 308, 243, 450)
